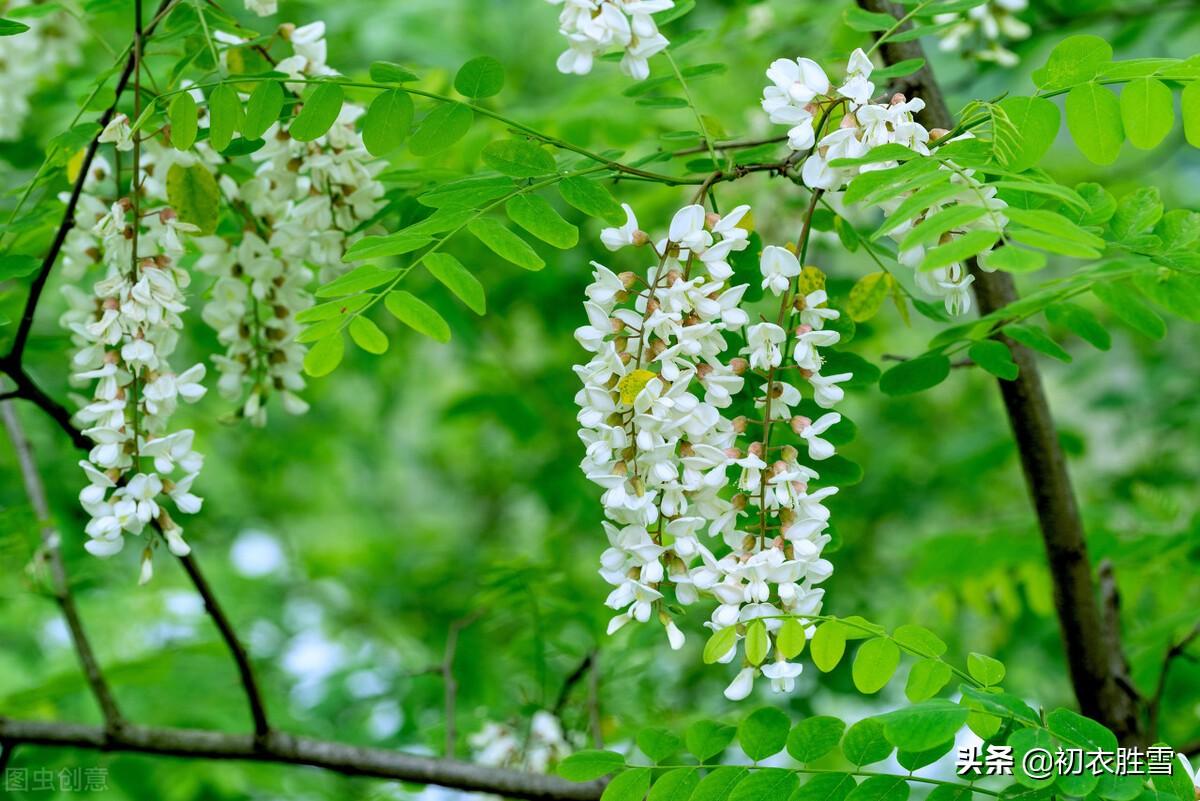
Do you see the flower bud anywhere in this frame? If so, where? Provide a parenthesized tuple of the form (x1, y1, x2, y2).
(748, 441, 764, 458)
(891, 92, 907, 105)
(732, 415, 748, 433)
(632, 230, 651, 246)
(618, 271, 638, 289)
(929, 127, 949, 141)
(781, 445, 799, 463)
(705, 211, 721, 229)
(790, 415, 811, 434)
(732, 494, 749, 511)
(729, 357, 748, 375)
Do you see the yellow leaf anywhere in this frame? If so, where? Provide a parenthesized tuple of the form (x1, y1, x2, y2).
(798, 265, 826, 296)
(66, 148, 85, 183)
(617, 368, 656, 405)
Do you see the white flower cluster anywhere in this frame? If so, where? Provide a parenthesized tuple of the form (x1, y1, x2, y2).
(763, 49, 1008, 316)
(548, 0, 674, 80)
(575, 202, 851, 701)
(195, 22, 384, 423)
(470, 711, 574, 775)
(0, 2, 82, 141)
(244, 0, 278, 16)
(60, 194, 207, 582)
(935, 0, 1031, 68)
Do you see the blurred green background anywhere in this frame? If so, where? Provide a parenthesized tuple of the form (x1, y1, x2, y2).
(0, 0, 1198, 798)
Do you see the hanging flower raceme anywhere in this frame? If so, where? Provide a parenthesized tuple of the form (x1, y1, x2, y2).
(0, 1, 83, 141)
(762, 49, 1009, 316)
(62, 197, 207, 582)
(935, 0, 1031, 68)
(190, 22, 384, 424)
(575, 201, 850, 700)
(547, 0, 674, 80)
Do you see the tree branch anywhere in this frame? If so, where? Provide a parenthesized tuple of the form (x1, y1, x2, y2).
(856, 0, 1144, 744)
(0, 718, 603, 801)
(1, 401, 125, 732)
(1147, 619, 1200, 741)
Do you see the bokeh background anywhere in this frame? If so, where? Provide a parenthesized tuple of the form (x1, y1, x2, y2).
(1, 0, 1198, 798)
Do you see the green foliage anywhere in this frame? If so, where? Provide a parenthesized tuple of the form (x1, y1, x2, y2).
(165, 162, 220, 235)
(362, 90, 414, 156)
(737, 707, 789, 761)
(454, 56, 505, 98)
(558, 750, 624, 781)
(290, 82, 345, 142)
(409, 103, 474, 156)
(385, 290, 451, 342)
(168, 92, 197, 151)
(880, 355, 950, 396)
(786, 716, 845, 763)
(851, 637, 900, 694)
(243, 80, 284, 140)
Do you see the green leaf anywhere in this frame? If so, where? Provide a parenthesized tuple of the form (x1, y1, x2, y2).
(362, 90, 414, 157)
(384, 290, 451, 342)
(691, 767, 747, 801)
(846, 776, 909, 801)
(1003, 208, 1105, 253)
(905, 659, 953, 702)
(841, 718, 892, 766)
(852, 638, 900, 694)
(729, 770, 799, 801)
(243, 80, 284, 140)
(348, 316, 388, 355)
(700, 630, 739, 669)
(637, 729, 683, 763)
(425, 253, 485, 315)
(419, 177, 515, 210)
(168, 92, 198, 151)
(1046, 707, 1118, 751)
(996, 96, 1060, 171)
(316, 264, 399, 298)
(0, 254, 40, 280)
(744, 620, 768, 666)
(602, 768, 652, 801)
(968, 340, 1019, 380)
(811, 622, 847, 672)
(409, 103, 474, 156)
(787, 716, 846, 763)
(1093, 280, 1165, 339)
(796, 774, 858, 801)
(303, 334, 344, 377)
(0, 18, 31, 35)
(1009, 728, 1056, 789)
(1008, 228, 1099, 259)
(1033, 34, 1112, 90)
(341, 232, 433, 261)
(844, 6, 895, 31)
(738, 707, 790, 761)
(892, 625, 947, 657)
(1111, 187, 1164, 240)
(467, 218, 545, 271)
(557, 176, 625, 225)
(920, 230, 1000, 271)
(648, 768, 699, 801)
(928, 784, 973, 801)
(482, 139, 557, 178)
(506, 194, 579, 249)
(291, 82, 344, 142)
(1045, 302, 1111, 350)
(557, 749, 625, 781)
(208, 83, 243, 152)
(880, 699, 969, 752)
(369, 61, 420, 83)
(1065, 83, 1124, 166)
(966, 653, 1006, 686)
(879, 355, 951, 396)
(1182, 81, 1200, 148)
(455, 56, 505, 98)
(899, 205, 989, 252)
(1121, 78, 1174, 150)
(686, 720, 736, 762)
(165, 162, 220, 235)
(1003, 324, 1071, 363)
(777, 619, 808, 660)
(981, 246, 1046, 274)
(295, 295, 371, 324)
(871, 58, 925, 80)
(847, 272, 889, 322)
(959, 686, 1040, 726)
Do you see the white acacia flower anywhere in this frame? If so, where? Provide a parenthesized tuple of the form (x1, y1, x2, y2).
(760, 245, 801, 296)
(98, 114, 134, 152)
(601, 204, 642, 251)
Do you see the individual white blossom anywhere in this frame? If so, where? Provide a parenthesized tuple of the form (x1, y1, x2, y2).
(547, 0, 674, 80)
(245, 0, 277, 16)
(470, 711, 576, 774)
(576, 202, 850, 701)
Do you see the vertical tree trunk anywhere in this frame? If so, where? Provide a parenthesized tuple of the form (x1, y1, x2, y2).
(854, 0, 1143, 743)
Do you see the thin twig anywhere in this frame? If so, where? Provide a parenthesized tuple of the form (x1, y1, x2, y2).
(1147, 619, 1200, 741)
(1, 401, 125, 732)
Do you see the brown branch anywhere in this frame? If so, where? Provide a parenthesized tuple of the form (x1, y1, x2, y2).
(3, 362, 273, 742)
(0, 719, 603, 801)
(1147, 619, 1200, 741)
(1, 402, 125, 732)
(857, 0, 1144, 744)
